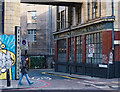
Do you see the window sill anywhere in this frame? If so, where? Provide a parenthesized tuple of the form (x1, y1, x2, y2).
(27, 22, 37, 24)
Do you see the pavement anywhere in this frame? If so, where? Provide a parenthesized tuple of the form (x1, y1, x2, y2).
(0, 69, 120, 91)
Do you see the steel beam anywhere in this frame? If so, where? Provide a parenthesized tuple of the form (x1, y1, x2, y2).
(21, 0, 82, 6)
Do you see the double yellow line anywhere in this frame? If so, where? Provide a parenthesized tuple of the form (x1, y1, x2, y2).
(42, 72, 78, 80)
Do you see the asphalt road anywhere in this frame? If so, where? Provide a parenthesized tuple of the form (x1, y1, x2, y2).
(27, 69, 118, 90)
(2, 69, 119, 92)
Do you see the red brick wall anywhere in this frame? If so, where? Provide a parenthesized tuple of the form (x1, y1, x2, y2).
(82, 35, 86, 63)
(114, 31, 120, 61)
(102, 31, 112, 63)
(115, 31, 120, 40)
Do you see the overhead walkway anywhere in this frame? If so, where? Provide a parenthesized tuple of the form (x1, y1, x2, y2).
(21, 0, 83, 6)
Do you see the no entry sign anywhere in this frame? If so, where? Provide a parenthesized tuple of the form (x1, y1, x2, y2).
(88, 44, 95, 54)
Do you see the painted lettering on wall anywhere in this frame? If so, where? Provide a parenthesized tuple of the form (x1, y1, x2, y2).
(55, 22, 112, 40)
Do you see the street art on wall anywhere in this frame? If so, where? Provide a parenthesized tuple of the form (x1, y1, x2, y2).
(0, 34, 16, 80)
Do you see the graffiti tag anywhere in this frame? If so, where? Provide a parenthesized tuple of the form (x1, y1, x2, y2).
(0, 51, 14, 73)
(102, 54, 108, 63)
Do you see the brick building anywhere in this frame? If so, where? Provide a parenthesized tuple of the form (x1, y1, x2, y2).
(54, 0, 120, 78)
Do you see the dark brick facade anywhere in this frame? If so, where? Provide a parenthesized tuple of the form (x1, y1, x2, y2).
(114, 31, 120, 62)
(102, 31, 112, 63)
(82, 35, 86, 63)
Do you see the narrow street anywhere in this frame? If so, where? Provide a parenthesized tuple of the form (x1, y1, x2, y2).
(1, 69, 119, 92)
(27, 69, 119, 90)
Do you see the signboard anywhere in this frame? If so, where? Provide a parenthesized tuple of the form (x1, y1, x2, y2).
(21, 37, 28, 50)
(109, 52, 113, 64)
(99, 64, 108, 68)
(22, 40, 26, 45)
(88, 53, 93, 57)
(114, 40, 120, 44)
(88, 44, 94, 57)
(89, 44, 95, 54)
(54, 22, 113, 40)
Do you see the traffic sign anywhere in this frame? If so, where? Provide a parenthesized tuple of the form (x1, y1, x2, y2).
(88, 44, 95, 54)
(22, 40, 26, 45)
(88, 53, 93, 57)
(21, 37, 28, 50)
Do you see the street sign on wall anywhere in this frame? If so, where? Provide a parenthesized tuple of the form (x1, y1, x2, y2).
(21, 37, 28, 50)
(114, 40, 120, 44)
(22, 40, 26, 45)
(88, 53, 93, 57)
(89, 44, 95, 54)
(88, 44, 94, 57)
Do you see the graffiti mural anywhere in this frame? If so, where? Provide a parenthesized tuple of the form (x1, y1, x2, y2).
(0, 35, 16, 80)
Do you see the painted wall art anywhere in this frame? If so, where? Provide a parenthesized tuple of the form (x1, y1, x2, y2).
(0, 34, 16, 80)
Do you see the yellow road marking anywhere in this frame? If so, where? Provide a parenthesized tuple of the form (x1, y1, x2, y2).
(42, 72, 78, 80)
(42, 72, 46, 74)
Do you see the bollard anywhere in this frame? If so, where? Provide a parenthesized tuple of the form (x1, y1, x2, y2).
(7, 69, 11, 87)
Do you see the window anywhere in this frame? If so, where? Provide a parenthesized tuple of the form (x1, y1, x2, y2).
(88, 0, 90, 20)
(27, 29, 37, 42)
(86, 32, 102, 64)
(27, 11, 37, 23)
(69, 7, 75, 26)
(76, 36, 82, 63)
(57, 12, 60, 31)
(77, 5, 82, 24)
(99, 0, 101, 16)
(92, 0, 98, 18)
(71, 7, 76, 26)
(69, 38, 74, 62)
(71, 7, 74, 26)
(61, 11, 65, 29)
(58, 39, 66, 62)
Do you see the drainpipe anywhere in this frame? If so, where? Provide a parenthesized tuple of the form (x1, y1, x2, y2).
(2, 1, 4, 34)
(49, 5, 53, 55)
(49, 5, 51, 55)
(51, 5, 53, 55)
(107, 0, 114, 79)
(112, 0, 115, 78)
(112, 0, 114, 51)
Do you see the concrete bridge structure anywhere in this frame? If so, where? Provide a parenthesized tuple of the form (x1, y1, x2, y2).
(21, 0, 83, 6)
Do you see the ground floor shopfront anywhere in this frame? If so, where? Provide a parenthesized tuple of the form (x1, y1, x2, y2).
(54, 17, 120, 78)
